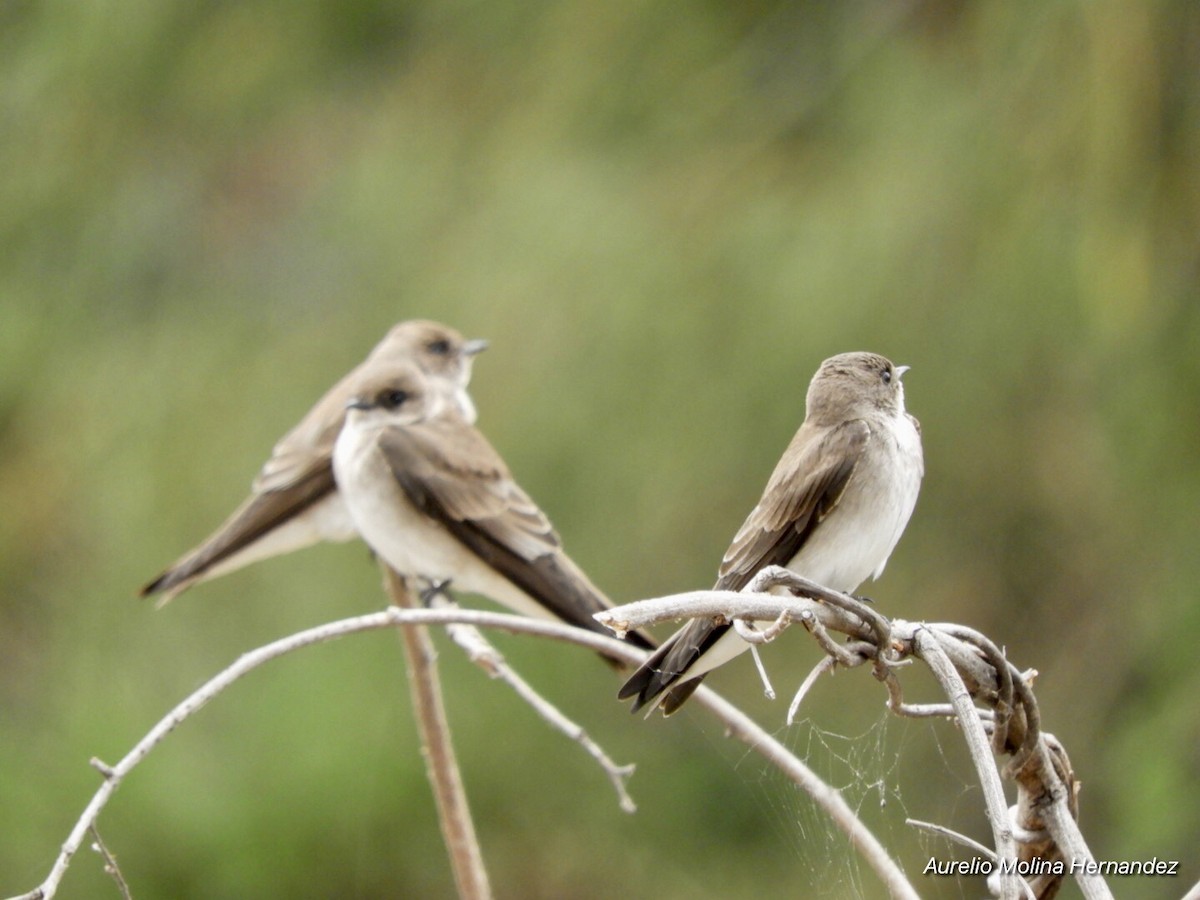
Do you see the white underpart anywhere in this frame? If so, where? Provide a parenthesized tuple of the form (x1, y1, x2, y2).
(679, 408, 923, 686)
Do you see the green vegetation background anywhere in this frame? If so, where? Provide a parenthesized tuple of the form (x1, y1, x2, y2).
(2, 2, 1197, 897)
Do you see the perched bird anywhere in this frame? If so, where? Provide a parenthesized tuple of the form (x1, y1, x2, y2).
(333, 363, 655, 664)
(619, 351, 923, 713)
(140, 320, 487, 603)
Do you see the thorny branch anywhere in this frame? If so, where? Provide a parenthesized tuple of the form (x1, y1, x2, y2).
(597, 565, 1101, 900)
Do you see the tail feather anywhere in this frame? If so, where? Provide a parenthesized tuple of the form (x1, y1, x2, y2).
(618, 617, 731, 714)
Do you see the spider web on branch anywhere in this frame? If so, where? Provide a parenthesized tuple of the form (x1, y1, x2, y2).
(721, 695, 986, 899)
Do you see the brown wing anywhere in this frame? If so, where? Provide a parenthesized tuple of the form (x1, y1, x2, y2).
(378, 420, 654, 652)
(140, 461, 337, 599)
(619, 419, 870, 713)
(379, 419, 561, 559)
(715, 418, 870, 591)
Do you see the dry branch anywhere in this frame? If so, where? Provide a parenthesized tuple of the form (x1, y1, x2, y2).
(914, 627, 1020, 899)
(383, 568, 493, 900)
(11, 567, 1099, 900)
(9, 607, 908, 900)
(428, 594, 638, 812)
(4, 608, 638, 900)
(597, 566, 1102, 900)
(87, 826, 130, 900)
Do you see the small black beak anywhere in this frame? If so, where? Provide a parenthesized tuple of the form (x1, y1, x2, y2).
(345, 397, 374, 411)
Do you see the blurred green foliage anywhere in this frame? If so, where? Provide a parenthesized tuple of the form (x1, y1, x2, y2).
(2, 1, 1198, 897)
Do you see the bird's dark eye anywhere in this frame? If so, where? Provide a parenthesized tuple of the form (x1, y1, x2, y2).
(881, 367, 892, 384)
(427, 339, 451, 356)
(379, 389, 409, 409)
